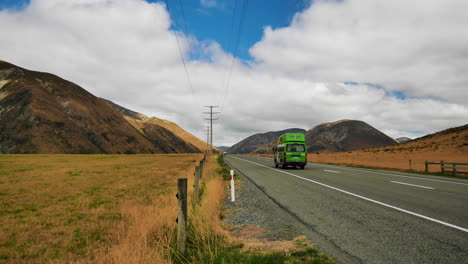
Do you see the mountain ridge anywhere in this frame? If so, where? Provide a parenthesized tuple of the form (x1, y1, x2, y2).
(0, 60, 200, 154)
(228, 128, 306, 154)
(241, 120, 397, 154)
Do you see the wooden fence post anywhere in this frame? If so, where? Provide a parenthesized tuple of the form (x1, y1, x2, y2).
(177, 178, 187, 257)
(425, 161, 428, 173)
(193, 166, 200, 202)
(441, 160, 445, 174)
(409, 160, 412, 170)
(453, 164, 457, 176)
(200, 158, 204, 179)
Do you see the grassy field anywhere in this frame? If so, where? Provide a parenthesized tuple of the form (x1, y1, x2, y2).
(0, 154, 203, 263)
(0, 154, 335, 264)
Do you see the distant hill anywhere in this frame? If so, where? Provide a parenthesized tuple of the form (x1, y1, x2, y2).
(228, 128, 306, 154)
(240, 120, 397, 154)
(392, 124, 468, 152)
(396, 137, 412, 143)
(0, 60, 200, 154)
(310, 124, 468, 172)
(217, 146, 230, 151)
(306, 120, 397, 153)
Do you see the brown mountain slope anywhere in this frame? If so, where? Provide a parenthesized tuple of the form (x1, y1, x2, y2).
(101, 98, 149, 121)
(306, 120, 397, 153)
(101, 100, 210, 152)
(311, 124, 468, 172)
(0, 60, 199, 154)
(144, 117, 211, 152)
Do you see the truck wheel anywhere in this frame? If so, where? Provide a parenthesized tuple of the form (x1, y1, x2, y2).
(300, 165, 305, 170)
(274, 160, 278, 168)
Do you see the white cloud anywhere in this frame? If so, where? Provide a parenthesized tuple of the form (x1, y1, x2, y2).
(0, 0, 467, 147)
(250, 0, 468, 105)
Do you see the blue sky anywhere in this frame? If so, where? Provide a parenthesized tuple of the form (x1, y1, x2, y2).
(0, 0, 29, 10)
(149, 0, 311, 61)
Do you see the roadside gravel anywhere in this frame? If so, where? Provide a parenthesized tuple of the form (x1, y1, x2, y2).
(222, 159, 307, 241)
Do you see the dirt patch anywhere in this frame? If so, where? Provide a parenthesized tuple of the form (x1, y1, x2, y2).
(228, 224, 313, 253)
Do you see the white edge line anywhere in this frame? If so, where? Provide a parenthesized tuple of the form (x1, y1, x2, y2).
(229, 156, 468, 233)
(311, 163, 468, 186)
(324, 169, 341, 174)
(248, 156, 468, 186)
(390, 181, 435, 190)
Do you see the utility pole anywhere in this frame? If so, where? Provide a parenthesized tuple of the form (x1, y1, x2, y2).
(204, 126, 210, 154)
(203, 106, 220, 154)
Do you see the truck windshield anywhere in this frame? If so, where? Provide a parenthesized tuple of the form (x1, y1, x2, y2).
(286, 144, 305, 152)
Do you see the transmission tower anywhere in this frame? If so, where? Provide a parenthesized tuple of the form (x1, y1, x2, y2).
(203, 106, 220, 154)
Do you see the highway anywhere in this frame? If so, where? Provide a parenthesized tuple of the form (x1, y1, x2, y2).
(224, 155, 468, 264)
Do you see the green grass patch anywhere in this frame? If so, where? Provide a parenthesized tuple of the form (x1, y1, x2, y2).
(216, 155, 232, 180)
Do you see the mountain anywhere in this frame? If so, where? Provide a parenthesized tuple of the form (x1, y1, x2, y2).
(310, 124, 468, 171)
(306, 120, 397, 153)
(228, 128, 306, 154)
(396, 124, 468, 152)
(216, 146, 230, 152)
(102, 100, 209, 152)
(245, 120, 397, 154)
(396, 137, 412, 143)
(0, 60, 200, 154)
(101, 98, 149, 121)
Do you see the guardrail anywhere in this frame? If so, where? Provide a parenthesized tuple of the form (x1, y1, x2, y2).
(425, 161, 468, 176)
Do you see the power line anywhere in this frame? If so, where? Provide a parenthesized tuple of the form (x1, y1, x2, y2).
(203, 106, 220, 154)
(163, 0, 194, 96)
(176, 0, 189, 36)
(219, 0, 249, 111)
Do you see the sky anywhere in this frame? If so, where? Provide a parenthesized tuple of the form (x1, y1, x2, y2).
(0, 0, 467, 146)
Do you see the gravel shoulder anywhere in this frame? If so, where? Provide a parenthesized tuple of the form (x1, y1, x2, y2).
(222, 165, 306, 241)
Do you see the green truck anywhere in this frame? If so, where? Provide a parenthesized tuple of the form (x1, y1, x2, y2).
(273, 133, 307, 169)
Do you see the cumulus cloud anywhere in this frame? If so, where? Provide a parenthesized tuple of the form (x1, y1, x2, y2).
(250, 0, 468, 105)
(0, 0, 467, 146)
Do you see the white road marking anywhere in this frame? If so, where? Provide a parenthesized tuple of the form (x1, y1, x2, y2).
(390, 181, 435, 190)
(244, 156, 468, 186)
(324, 169, 341, 174)
(310, 163, 468, 186)
(228, 156, 468, 233)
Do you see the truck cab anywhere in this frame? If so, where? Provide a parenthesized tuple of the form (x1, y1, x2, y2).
(273, 133, 307, 169)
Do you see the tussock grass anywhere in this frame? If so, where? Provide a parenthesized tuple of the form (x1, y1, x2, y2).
(0, 154, 200, 263)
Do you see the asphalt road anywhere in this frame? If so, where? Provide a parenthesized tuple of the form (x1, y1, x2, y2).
(224, 155, 468, 264)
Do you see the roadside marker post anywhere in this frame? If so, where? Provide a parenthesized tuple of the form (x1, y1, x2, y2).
(230, 170, 235, 202)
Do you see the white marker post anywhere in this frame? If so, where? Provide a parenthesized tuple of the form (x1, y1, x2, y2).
(230, 170, 235, 202)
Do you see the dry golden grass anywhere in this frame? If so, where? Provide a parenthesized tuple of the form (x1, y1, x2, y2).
(310, 128, 467, 174)
(0, 154, 206, 263)
(310, 149, 467, 173)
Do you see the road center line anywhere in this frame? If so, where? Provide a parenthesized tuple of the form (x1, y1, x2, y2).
(229, 156, 468, 233)
(390, 181, 435, 190)
(324, 169, 341, 173)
